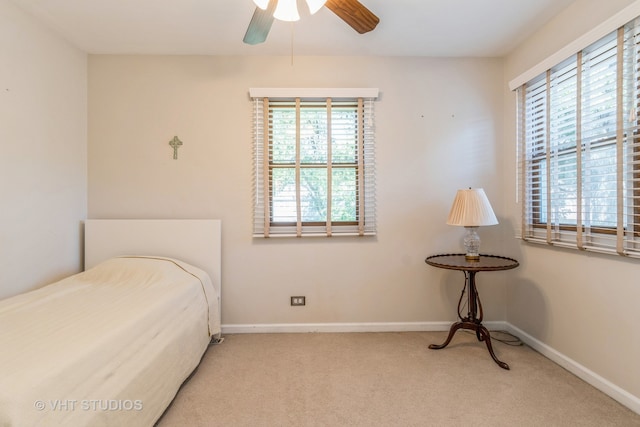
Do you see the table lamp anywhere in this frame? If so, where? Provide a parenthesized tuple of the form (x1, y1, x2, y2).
(446, 188, 498, 261)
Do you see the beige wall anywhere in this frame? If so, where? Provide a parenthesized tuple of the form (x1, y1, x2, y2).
(0, 0, 87, 299)
(88, 55, 509, 327)
(503, 0, 640, 400)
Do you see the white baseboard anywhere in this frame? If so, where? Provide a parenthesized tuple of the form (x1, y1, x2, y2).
(221, 320, 506, 334)
(504, 323, 640, 415)
(221, 320, 639, 415)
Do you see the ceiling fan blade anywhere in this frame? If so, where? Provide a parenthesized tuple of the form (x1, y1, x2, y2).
(243, 0, 277, 45)
(325, 0, 379, 34)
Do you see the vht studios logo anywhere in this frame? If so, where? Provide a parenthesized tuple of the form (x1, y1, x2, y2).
(34, 399, 143, 412)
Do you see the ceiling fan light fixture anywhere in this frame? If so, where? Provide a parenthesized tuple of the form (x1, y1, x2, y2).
(273, 0, 300, 22)
(244, 0, 379, 46)
(252, 0, 270, 10)
(305, 0, 327, 15)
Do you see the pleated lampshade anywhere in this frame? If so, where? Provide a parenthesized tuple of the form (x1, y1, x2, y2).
(446, 188, 498, 227)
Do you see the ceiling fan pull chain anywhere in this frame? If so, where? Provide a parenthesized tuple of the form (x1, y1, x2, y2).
(290, 21, 295, 66)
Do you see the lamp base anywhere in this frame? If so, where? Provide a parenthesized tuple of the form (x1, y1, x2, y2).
(463, 226, 481, 261)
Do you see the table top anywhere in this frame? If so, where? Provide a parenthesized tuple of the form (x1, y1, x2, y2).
(425, 254, 519, 272)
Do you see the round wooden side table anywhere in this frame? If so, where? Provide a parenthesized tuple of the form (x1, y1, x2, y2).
(425, 253, 519, 369)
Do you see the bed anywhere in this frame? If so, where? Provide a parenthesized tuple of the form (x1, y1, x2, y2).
(0, 219, 222, 426)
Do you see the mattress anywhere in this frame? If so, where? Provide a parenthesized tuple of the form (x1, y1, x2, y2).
(0, 256, 220, 426)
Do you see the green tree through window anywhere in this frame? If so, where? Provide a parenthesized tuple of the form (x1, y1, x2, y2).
(270, 103, 358, 224)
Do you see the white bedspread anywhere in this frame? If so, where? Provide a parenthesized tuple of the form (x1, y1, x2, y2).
(0, 256, 220, 426)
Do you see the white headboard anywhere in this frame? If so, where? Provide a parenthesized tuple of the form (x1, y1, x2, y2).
(84, 219, 222, 297)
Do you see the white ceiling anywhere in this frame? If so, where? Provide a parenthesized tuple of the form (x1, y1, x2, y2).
(10, 0, 576, 57)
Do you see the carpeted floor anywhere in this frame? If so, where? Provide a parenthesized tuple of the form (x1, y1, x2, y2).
(157, 332, 640, 426)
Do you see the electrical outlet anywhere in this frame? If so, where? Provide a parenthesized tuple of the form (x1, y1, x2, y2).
(290, 296, 306, 306)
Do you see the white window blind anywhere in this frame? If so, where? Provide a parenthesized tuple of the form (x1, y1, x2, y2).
(251, 89, 377, 237)
(516, 18, 640, 257)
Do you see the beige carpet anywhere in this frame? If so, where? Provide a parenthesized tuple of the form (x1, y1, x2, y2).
(157, 332, 640, 426)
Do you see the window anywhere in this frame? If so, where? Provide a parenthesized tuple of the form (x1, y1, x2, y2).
(516, 19, 640, 257)
(251, 89, 378, 237)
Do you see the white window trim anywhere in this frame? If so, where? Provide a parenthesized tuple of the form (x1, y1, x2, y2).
(249, 88, 379, 99)
(509, 0, 640, 90)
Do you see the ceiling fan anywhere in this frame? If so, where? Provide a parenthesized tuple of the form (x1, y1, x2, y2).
(243, 0, 379, 45)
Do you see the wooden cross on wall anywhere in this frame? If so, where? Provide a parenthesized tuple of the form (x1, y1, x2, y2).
(169, 136, 183, 160)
